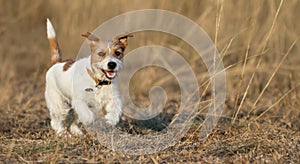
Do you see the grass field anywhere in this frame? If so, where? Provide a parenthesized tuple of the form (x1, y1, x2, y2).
(0, 0, 299, 163)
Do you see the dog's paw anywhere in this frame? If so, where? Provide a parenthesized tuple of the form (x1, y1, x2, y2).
(70, 124, 84, 136)
(105, 113, 120, 126)
(57, 128, 70, 137)
(78, 110, 95, 126)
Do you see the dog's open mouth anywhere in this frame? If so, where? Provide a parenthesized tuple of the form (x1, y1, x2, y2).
(102, 69, 117, 79)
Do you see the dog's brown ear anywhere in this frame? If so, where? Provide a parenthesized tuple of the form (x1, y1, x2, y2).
(81, 32, 100, 51)
(81, 32, 100, 42)
(113, 32, 133, 49)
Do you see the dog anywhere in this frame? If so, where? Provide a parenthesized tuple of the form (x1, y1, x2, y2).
(45, 18, 132, 136)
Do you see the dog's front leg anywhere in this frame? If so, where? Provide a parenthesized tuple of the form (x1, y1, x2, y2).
(73, 99, 95, 125)
(105, 100, 122, 125)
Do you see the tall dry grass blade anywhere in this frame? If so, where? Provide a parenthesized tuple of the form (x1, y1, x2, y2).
(261, 0, 284, 52)
(220, 32, 239, 58)
(213, 0, 224, 76)
(210, 0, 224, 126)
(214, 0, 223, 46)
(249, 0, 284, 112)
(230, 6, 260, 123)
(232, 41, 251, 124)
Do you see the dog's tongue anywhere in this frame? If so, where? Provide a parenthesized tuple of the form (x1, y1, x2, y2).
(105, 71, 116, 78)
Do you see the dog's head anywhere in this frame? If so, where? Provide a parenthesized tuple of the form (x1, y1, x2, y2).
(82, 32, 133, 81)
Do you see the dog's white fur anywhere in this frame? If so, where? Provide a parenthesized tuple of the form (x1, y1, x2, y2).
(45, 19, 131, 136)
(47, 18, 56, 38)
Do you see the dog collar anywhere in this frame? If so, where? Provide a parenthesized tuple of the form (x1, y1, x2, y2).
(97, 80, 111, 86)
(86, 68, 111, 88)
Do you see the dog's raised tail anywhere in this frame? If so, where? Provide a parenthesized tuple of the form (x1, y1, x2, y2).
(47, 18, 62, 65)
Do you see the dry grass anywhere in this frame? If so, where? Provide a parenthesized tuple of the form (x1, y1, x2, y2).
(0, 0, 300, 163)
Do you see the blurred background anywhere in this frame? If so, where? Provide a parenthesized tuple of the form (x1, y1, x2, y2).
(1, 0, 299, 122)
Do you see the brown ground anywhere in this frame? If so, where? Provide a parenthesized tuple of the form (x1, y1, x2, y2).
(0, 0, 299, 163)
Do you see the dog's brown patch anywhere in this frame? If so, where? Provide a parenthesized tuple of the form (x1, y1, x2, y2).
(102, 109, 107, 116)
(113, 33, 133, 49)
(63, 59, 75, 71)
(48, 38, 62, 65)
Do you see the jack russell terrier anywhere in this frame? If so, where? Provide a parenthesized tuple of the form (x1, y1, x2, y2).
(45, 19, 132, 136)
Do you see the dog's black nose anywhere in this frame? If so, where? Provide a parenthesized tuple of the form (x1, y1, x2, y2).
(107, 62, 117, 70)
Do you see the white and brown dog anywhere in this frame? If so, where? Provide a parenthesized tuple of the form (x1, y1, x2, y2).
(45, 19, 132, 136)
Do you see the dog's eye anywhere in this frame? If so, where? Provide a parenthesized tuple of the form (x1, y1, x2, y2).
(115, 51, 121, 56)
(98, 52, 105, 56)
